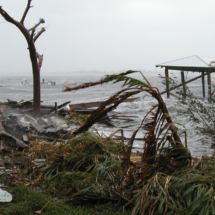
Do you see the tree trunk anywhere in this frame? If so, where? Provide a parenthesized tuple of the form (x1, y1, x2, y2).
(0, 2, 45, 117)
(28, 42, 41, 117)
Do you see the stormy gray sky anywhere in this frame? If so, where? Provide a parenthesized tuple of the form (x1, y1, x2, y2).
(0, 0, 215, 76)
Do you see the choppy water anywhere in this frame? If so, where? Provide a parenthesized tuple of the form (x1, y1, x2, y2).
(0, 72, 214, 157)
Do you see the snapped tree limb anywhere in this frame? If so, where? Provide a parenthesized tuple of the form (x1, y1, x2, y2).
(28, 18, 45, 32)
(33, 27, 45, 42)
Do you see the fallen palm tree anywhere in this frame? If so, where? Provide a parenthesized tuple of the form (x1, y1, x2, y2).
(64, 71, 190, 176)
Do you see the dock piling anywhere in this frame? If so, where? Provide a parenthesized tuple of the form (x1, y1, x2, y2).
(207, 71, 212, 103)
(202, 72, 205, 98)
(181, 71, 186, 99)
(165, 67, 170, 98)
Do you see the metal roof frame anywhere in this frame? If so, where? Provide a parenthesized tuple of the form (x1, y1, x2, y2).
(156, 55, 215, 72)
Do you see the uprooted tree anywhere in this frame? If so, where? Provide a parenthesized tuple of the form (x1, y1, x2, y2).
(0, 0, 45, 116)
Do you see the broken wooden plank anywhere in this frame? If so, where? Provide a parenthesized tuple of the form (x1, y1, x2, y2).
(48, 101, 71, 114)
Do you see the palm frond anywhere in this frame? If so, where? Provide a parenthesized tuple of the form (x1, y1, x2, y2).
(63, 70, 140, 92)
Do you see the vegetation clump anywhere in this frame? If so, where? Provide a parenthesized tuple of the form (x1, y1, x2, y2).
(41, 131, 124, 198)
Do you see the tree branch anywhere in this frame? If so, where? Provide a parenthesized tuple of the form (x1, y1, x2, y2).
(20, 0, 32, 24)
(0, 6, 17, 24)
(0, 6, 26, 34)
(33, 27, 45, 42)
(28, 18, 45, 32)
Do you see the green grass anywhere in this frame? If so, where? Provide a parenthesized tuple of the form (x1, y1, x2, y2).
(130, 166, 215, 215)
(0, 184, 131, 215)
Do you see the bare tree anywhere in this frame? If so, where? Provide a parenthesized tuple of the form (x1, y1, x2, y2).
(0, 0, 46, 117)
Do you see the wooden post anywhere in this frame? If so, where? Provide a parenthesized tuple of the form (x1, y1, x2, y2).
(55, 102, 57, 113)
(202, 71, 205, 98)
(207, 71, 212, 103)
(165, 67, 170, 98)
(181, 71, 186, 99)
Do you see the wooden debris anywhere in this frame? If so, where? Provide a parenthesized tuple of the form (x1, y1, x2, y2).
(0, 122, 28, 149)
(48, 101, 71, 114)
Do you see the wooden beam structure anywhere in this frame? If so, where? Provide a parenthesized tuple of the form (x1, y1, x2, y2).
(160, 70, 214, 103)
(156, 55, 215, 102)
(160, 71, 211, 95)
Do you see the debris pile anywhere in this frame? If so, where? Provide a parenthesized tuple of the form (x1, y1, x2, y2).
(0, 71, 214, 214)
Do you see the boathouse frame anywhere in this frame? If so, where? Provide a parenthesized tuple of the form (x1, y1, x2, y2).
(156, 55, 215, 102)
